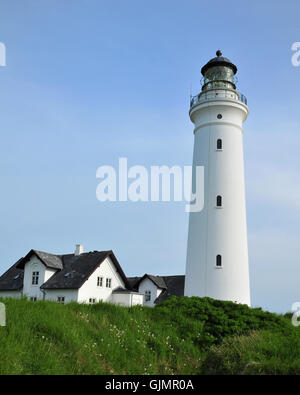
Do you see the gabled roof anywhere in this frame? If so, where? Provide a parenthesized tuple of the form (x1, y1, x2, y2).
(16, 249, 63, 270)
(41, 250, 130, 290)
(134, 274, 167, 290)
(0, 258, 24, 291)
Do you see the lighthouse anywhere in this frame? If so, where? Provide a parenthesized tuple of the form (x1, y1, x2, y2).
(184, 50, 251, 306)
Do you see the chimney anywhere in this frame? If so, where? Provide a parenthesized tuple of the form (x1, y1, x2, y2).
(75, 244, 84, 256)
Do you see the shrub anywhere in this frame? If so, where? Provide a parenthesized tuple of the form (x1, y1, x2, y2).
(155, 296, 292, 346)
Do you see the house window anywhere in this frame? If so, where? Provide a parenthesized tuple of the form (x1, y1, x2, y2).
(57, 296, 65, 304)
(145, 290, 151, 302)
(30, 297, 37, 302)
(32, 271, 39, 285)
(216, 195, 222, 207)
(217, 139, 222, 150)
(106, 278, 112, 288)
(89, 298, 96, 304)
(97, 276, 103, 287)
(216, 255, 222, 267)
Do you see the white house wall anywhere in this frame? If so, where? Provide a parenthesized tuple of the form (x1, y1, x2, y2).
(131, 293, 143, 306)
(111, 292, 131, 306)
(0, 290, 22, 299)
(111, 292, 143, 307)
(78, 256, 125, 303)
(44, 289, 78, 303)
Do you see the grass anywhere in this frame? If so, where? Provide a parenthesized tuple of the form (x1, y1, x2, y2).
(202, 330, 300, 374)
(0, 296, 299, 375)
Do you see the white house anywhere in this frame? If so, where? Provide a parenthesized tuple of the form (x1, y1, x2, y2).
(0, 245, 184, 307)
(128, 274, 185, 307)
(0, 245, 143, 307)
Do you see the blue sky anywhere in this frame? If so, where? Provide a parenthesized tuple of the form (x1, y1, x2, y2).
(0, 0, 299, 313)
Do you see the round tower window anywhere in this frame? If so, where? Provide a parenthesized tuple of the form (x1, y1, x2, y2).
(217, 114, 222, 119)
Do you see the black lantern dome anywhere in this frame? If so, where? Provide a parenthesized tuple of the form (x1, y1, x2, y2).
(201, 50, 237, 91)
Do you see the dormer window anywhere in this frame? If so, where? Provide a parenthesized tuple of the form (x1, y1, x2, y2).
(32, 271, 39, 285)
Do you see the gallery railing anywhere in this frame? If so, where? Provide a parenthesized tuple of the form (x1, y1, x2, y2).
(190, 90, 247, 109)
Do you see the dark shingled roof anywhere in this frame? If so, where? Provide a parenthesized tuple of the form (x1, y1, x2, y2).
(127, 276, 141, 290)
(41, 251, 108, 289)
(0, 249, 130, 291)
(16, 249, 63, 270)
(0, 258, 24, 291)
(147, 275, 167, 289)
(41, 250, 130, 290)
(154, 275, 185, 304)
(134, 274, 167, 290)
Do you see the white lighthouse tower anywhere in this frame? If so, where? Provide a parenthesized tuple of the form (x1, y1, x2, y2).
(184, 50, 251, 306)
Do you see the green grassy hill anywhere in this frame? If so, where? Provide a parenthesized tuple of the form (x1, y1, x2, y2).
(0, 296, 299, 375)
